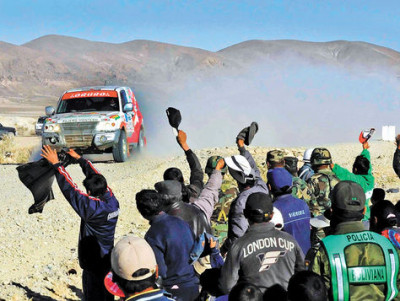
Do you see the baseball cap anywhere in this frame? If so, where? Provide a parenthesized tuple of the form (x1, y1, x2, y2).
(245, 192, 274, 217)
(104, 236, 157, 297)
(267, 168, 293, 193)
(332, 181, 366, 212)
(224, 155, 254, 184)
(310, 148, 332, 166)
(154, 180, 182, 197)
(266, 150, 285, 164)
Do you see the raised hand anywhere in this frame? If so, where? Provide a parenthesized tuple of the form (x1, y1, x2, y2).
(67, 148, 81, 160)
(41, 145, 59, 165)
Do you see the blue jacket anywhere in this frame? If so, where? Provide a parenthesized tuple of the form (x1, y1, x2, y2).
(145, 213, 198, 288)
(54, 158, 120, 272)
(273, 194, 311, 255)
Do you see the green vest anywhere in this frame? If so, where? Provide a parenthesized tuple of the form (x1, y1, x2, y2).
(322, 231, 399, 301)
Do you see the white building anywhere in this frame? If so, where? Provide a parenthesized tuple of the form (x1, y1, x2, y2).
(382, 126, 396, 141)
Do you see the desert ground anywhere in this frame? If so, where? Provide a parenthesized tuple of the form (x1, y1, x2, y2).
(1, 115, 400, 300)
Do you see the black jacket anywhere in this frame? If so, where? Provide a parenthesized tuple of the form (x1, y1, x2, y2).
(165, 201, 211, 238)
(182, 149, 204, 203)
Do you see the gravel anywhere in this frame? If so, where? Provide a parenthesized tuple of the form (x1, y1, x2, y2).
(1, 140, 400, 300)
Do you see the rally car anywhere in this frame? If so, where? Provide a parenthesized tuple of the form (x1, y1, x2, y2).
(42, 86, 146, 162)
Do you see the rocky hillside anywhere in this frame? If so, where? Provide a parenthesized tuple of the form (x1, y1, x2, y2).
(1, 35, 399, 110)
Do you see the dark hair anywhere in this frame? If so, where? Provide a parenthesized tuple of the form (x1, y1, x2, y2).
(370, 200, 397, 233)
(395, 200, 400, 213)
(237, 180, 255, 192)
(371, 188, 385, 205)
(200, 268, 222, 296)
(82, 174, 107, 197)
(269, 160, 285, 168)
(229, 282, 263, 301)
(136, 190, 163, 220)
(284, 157, 298, 176)
(287, 271, 327, 301)
(112, 269, 156, 295)
(352, 155, 370, 175)
(163, 167, 184, 183)
(263, 284, 287, 300)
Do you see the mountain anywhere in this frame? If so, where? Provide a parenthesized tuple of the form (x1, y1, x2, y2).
(0, 35, 399, 109)
(1, 35, 400, 148)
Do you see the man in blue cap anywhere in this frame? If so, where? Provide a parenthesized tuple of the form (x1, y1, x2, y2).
(267, 168, 311, 255)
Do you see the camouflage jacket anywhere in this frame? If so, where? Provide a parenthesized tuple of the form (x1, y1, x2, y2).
(306, 168, 340, 217)
(310, 221, 400, 301)
(291, 176, 310, 203)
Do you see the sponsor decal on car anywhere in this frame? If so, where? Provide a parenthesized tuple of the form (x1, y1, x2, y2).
(62, 90, 118, 100)
(110, 115, 121, 120)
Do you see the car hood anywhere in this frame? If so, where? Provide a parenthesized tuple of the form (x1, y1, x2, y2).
(48, 112, 119, 123)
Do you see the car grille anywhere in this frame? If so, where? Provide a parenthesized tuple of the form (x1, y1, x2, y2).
(61, 122, 97, 147)
(64, 135, 93, 147)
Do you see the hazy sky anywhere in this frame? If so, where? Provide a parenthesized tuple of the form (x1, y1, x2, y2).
(1, 0, 399, 51)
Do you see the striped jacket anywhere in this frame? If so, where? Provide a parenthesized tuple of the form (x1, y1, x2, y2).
(53, 157, 120, 272)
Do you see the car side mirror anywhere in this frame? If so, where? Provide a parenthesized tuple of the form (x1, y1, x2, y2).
(45, 106, 55, 116)
(123, 103, 133, 112)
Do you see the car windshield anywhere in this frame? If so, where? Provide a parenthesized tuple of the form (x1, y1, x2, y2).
(57, 97, 120, 113)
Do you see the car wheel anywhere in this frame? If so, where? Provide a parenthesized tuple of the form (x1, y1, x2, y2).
(138, 129, 146, 151)
(112, 131, 128, 162)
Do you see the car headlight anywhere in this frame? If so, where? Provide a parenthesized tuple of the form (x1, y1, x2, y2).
(44, 124, 61, 132)
(96, 122, 117, 131)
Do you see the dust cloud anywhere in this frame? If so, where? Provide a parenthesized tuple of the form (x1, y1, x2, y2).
(139, 57, 400, 155)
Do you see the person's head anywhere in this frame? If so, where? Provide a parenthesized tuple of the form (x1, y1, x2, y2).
(352, 155, 370, 175)
(267, 168, 293, 197)
(310, 148, 332, 170)
(244, 192, 274, 224)
(330, 181, 366, 228)
(154, 180, 182, 207)
(395, 200, 400, 213)
(303, 148, 314, 164)
(229, 282, 263, 301)
(266, 150, 285, 169)
(104, 236, 158, 298)
(284, 156, 298, 176)
(370, 200, 398, 233)
(136, 189, 163, 220)
(205, 155, 227, 177)
(371, 188, 386, 206)
(287, 271, 327, 301)
(163, 167, 184, 183)
(200, 268, 222, 297)
(263, 284, 288, 301)
(82, 174, 108, 198)
(225, 155, 256, 191)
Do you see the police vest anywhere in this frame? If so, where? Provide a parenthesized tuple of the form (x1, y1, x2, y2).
(322, 231, 399, 301)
